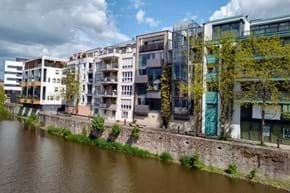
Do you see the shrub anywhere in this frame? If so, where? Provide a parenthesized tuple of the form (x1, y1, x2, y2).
(248, 169, 256, 180)
(179, 153, 204, 169)
(24, 113, 39, 129)
(180, 155, 191, 167)
(225, 163, 238, 175)
(131, 127, 140, 138)
(91, 116, 104, 132)
(0, 106, 13, 121)
(191, 153, 204, 169)
(47, 126, 71, 138)
(160, 152, 173, 162)
(111, 124, 121, 136)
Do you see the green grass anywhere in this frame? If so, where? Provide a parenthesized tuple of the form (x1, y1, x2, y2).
(160, 152, 173, 162)
(47, 126, 155, 159)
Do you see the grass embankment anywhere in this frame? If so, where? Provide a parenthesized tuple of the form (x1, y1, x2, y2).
(47, 126, 156, 159)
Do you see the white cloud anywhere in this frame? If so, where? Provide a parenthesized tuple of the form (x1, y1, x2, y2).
(136, 10, 159, 27)
(0, 0, 129, 58)
(210, 0, 290, 20)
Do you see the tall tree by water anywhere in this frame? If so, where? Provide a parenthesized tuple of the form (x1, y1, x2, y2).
(65, 69, 80, 114)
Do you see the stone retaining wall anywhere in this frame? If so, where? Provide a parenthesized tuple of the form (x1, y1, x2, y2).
(39, 112, 290, 181)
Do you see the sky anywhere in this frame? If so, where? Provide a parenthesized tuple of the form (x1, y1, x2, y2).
(0, 0, 290, 60)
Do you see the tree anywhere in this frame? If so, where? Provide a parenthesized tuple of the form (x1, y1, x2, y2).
(65, 69, 80, 114)
(210, 32, 238, 138)
(0, 85, 6, 106)
(161, 65, 171, 128)
(235, 36, 290, 145)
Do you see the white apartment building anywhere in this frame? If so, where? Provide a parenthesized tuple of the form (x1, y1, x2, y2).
(4, 60, 24, 102)
(66, 50, 100, 116)
(20, 56, 66, 113)
(94, 41, 136, 122)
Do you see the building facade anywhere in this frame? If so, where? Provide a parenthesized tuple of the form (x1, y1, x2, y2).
(4, 60, 24, 102)
(134, 31, 172, 128)
(20, 56, 66, 114)
(67, 51, 98, 116)
(94, 41, 136, 122)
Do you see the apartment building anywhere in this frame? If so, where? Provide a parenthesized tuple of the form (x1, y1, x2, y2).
(134, 31, 172, 128)
(239, 15, 290, 143)
(202, 14, 290, 142)
(66, 49, 101, 116)
(94, 41, 136, 122)
(203, 16, 251, 138)
(20, 56, 66, 113)
(4, 59, 24, 102)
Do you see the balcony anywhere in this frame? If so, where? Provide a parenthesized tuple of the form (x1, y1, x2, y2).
(146, 90, 161, 99)
(207, 55, 218, 64)
(99, 52, 120, 59)
(32, 99, 41, 105)
(139, 42, 164, 53)
(206, 72, 218, 82)
(147, 59, 163, 68)
(32, 81, 41, 86)
(99, 104, 117, 111)
(134, 105, 150, 115)
(206, 92, 218, 104)
(98, 77, 118, 84)
(99, 64, 119, 71)
(99, 91, 118, 98)
(135, 75, 148, 84)
(235, 91, 290, 104)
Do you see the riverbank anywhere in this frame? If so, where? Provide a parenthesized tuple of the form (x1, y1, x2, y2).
(18, 114, 290, 191)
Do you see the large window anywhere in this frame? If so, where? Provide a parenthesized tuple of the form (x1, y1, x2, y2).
(122, 58, 133, 69)
(139, 51, 163, 69)
(147, 68, 162, 90)
(122, 72, 133, 82)
(213, 21, 241, 39)
(121, 99, 132, 110)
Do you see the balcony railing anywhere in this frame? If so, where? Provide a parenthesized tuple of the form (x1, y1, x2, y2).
(99, 64, 119, 71)
(134, 105, 150, 115)
(207, 55, 218, 64)
(206, 92, 218, 104)
(235, 91, 290, 103)
(135, 75, 148, 83)
(146, 90, 161, 99)
(139, 42, 164, 53)
(99, 104, 117, 111)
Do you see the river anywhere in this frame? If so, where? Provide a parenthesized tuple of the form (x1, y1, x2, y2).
(0, 121, 286, 193)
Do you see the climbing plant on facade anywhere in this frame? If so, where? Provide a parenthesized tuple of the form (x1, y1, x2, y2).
(161, 65, 171, 128)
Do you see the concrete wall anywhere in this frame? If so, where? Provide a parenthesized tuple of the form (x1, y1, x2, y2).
(39, 112, 290, 181)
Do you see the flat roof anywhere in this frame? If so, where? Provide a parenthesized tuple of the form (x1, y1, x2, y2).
(250, 14, 290, 26)
(204, 15, 248, 25)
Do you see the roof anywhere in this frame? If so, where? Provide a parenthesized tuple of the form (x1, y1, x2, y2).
(204, 15, 249, 25)
(250, 14, 290, 26)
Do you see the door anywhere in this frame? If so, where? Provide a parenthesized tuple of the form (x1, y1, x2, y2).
(205, 104, 218, 136)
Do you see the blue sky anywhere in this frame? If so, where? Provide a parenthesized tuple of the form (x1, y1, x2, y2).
(107, 0, 228, 38)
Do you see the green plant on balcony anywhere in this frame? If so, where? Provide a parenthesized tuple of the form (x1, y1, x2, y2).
(282, 112, 290, 120)
(146, 85, 153, 91)
(161, 65, 171, 128)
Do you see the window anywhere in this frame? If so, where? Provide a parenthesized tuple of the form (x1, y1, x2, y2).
(56, 70, 59, 75)
(139, 51, 164, 69)
(122, 58, 133, 69)
(122, 72, 133, 82)
(83, 85, 85, 92)
(121, 99, 132, 110)
(120, 47, 127, 54)
(57, 79, 60, 83)
(121, 86, 133, 96)
(122, 111, 129, 118)
(55, 87, 58, 92)
(53, 78, 56, 83)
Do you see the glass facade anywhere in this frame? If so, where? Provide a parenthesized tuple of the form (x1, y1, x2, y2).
(212, 21, 241, 39)
(251, 21, 290, 36)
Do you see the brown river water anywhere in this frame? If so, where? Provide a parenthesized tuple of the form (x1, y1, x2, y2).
(0, 121, 287, 193)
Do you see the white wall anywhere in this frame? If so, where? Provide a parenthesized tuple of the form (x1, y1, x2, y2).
(4, 60, 23, 91)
